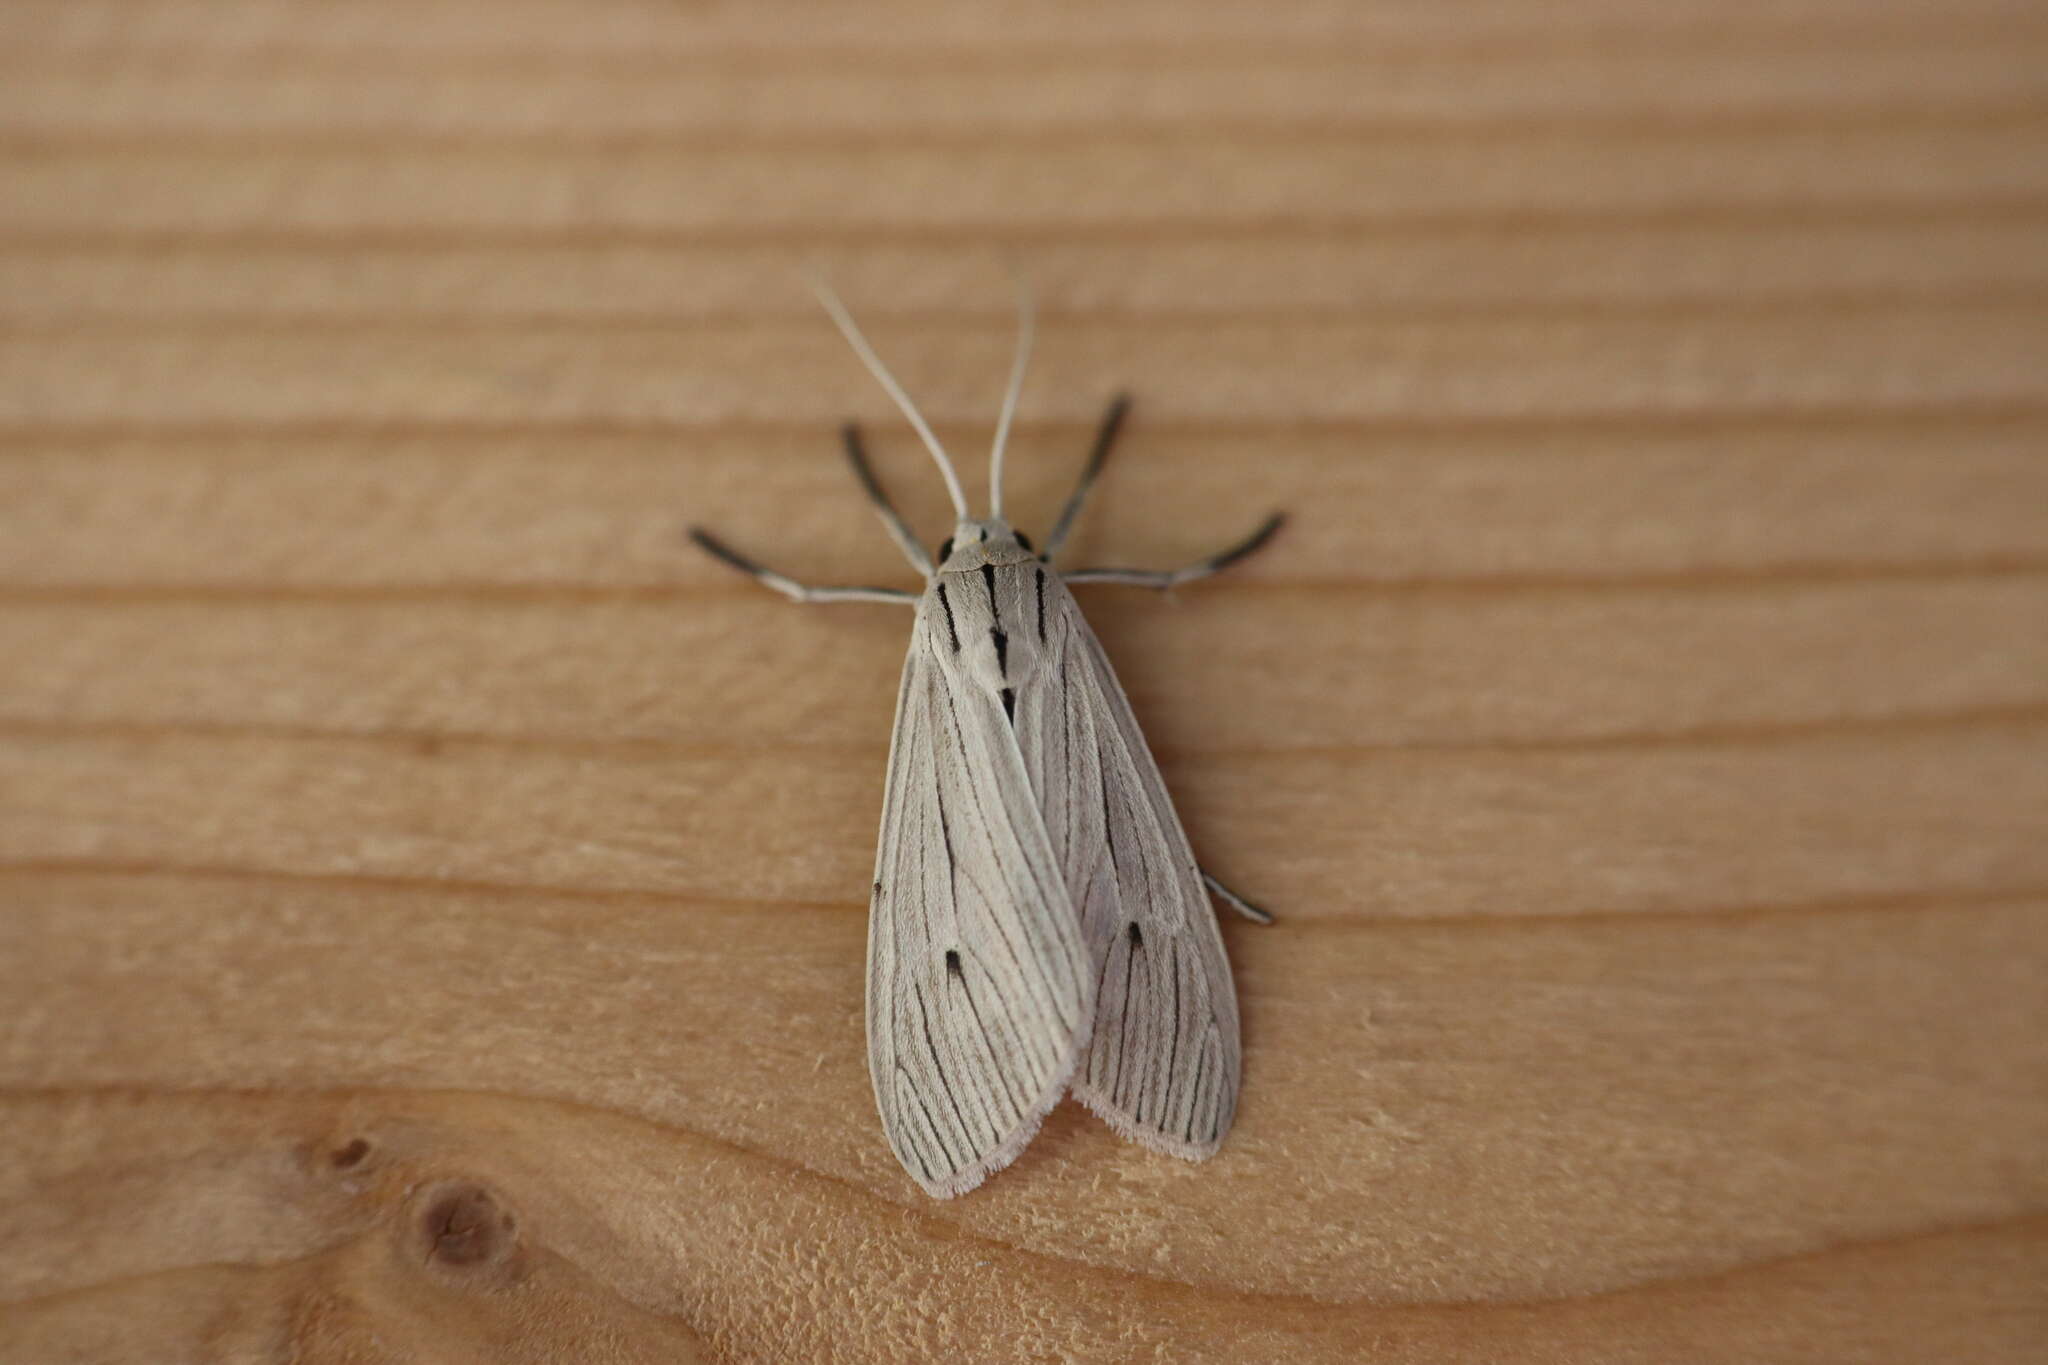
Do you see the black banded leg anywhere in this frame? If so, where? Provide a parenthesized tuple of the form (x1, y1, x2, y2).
(1064, 512, 1285, 590)
(688, 528, 919, 606)
(1202, 870, 1276, 925)
(841, 423, 936, 576)
(1042, 392, 1131, 561)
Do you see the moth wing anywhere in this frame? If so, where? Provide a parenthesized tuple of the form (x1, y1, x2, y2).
(868, 625, 1093, 1198)
(1015, 578, 1246, 1159)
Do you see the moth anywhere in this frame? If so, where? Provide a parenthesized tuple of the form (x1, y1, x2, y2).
(691, 283, 1281, 1197)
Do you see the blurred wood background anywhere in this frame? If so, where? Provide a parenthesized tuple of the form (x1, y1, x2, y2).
(3, 1, 2046, 1361)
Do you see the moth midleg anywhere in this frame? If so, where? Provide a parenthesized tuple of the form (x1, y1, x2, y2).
(687, 528, 918, 606)
(1061, 511, 1285, 591)
(1042, 392, 1132, 561)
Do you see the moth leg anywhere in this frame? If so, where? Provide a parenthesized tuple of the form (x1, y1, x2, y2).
(1041, 392, 1131, 561)
(1201, 870, 1277, 925)
(841, 422, 936, 576)
(688, 528, 919, 606)
(1063, 512, 1285, 590)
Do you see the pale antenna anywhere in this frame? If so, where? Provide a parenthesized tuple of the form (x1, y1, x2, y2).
(987, 274, 1036, 521)
(807, 273, 970, 520)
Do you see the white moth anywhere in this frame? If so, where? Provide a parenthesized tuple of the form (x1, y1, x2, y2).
(691, 282, 1280, 1197)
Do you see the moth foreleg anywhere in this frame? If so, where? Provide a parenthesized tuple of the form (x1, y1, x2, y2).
(840, 423, 936, 576)
(1042, 392, 1132, 561)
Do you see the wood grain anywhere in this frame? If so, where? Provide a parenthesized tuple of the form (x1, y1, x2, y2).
(2, 2, 2044, 1360)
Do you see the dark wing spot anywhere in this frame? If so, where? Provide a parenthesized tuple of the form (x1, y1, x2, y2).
(1128, 922, 1143, 947)
(945, 949, 962, 974)
(1000, 687, 1017, 724)
(991, 627, 1009, 677)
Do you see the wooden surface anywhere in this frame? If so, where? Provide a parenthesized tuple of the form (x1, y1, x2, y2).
(4, 2, 2047, 1360)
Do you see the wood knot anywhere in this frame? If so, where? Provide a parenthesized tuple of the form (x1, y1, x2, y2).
(330, 1137, 372, 1169)
(413, 1181, 518, 1271)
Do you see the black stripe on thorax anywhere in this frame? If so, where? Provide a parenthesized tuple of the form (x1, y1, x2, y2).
(983, 563, 1010, 678)
(934, 582, 960, 652)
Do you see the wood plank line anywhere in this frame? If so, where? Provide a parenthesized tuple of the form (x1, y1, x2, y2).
(3, 219, 2044, 327)
(3, 311, 2041, 426)
(3, 699, 2045, 763)
(6, 284, 2047, 333)
(3, 399, 2043, 446)
(5, 561, 2046, 602)
(5, 39, 2042, 144)
(9, 4, 2043, 66)
(9, 105, 2043, 158)
(6, 19, 2045, 74)
(6, 100, 2046, 155)
(4, 860, 2045, 930)
(7, 126, 2042, 237)
(6, 198, 2044, 251)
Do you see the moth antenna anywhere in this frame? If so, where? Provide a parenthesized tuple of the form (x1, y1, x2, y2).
(807, 272, 970, 520)
(987, 270, 1036, 522)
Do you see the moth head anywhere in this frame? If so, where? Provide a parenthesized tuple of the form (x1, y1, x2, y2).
(937, 519, 1036, 571)
(807, 275, 1043, 576)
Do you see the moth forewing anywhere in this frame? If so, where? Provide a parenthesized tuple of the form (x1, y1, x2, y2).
(867, 555, 1094, 1199)
(1013, 573, 1247, 1158)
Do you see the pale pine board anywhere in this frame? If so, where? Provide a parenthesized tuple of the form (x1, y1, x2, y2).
(2, 2, 2046, 1362)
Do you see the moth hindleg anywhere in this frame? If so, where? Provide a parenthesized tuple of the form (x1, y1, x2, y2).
(1201, 869, 1277, 926)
